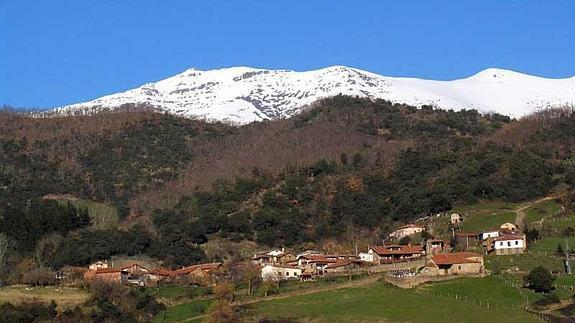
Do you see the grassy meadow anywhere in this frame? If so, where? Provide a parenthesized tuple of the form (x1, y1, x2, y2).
(0, 286, 89, 310)
(244, 281, 539, 322)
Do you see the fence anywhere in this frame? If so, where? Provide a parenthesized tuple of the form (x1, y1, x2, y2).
(532, 208, 568, 229)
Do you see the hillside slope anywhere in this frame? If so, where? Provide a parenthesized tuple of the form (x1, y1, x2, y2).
(50, 66, 575, 123)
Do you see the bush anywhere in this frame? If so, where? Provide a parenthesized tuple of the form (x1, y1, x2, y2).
(0, 300, 57, 323)
(524, 266, 555, 293)
(21, 269, 57, 286)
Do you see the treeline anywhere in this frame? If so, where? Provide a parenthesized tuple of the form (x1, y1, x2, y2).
(0, 109, 230, 217)
(0, 97, 574, 275)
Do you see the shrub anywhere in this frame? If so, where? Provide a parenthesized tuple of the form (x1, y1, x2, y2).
(524, 266, 555, 293)
(21, 269, 58, 286)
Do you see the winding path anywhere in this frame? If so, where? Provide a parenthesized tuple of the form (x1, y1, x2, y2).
(514, 196, 555, 230)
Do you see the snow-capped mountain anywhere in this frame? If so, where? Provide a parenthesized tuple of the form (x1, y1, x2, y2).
(52, 66, 575, 124)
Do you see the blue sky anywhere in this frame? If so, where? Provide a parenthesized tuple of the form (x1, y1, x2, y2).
(1, 0, 574, 109)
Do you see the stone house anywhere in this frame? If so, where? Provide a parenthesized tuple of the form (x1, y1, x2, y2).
(426, 252, 484, 276)
(388, 224, 425, 240)
(84, 268, 124, 284)
(261, 264, 302, 281)
(323, 260, 363, 274)
(252, 249, 296, 266)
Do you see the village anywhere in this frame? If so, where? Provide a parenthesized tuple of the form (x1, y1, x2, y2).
(77, 212, 529, 289)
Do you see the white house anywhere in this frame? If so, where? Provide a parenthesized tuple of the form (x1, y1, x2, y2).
(261, 265, 302, 281)
(500, 223, 518, 233)
(450, 213, 464, 224)
(481, 229, 500, 241)
(89, 261, 109, 271)
(388, 224, 425, 240)
(358, 252, 373, 262)
(252, 249, 296, 265)
(492, 234, 526, 255)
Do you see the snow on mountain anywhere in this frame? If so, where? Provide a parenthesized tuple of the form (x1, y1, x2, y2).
(51, 66, 575, 124)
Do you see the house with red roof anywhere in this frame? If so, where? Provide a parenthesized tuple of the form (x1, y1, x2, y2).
(84, 268, 124, 284)
(426, 252, 484, 276)
(367, 245, 424, 264)
(121, 263, 149, 275)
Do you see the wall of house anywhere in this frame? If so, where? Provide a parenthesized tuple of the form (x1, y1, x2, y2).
(95, 273, 122, 283)
(495, 247, 524, 255)
(359, 252, 373, 262)
(447, 262, 483, 275)
(482, 232, 499, 240)
(494, 239, 525, 251)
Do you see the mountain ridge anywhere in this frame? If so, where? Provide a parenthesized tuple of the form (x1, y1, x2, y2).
(50, 66, 575, 124)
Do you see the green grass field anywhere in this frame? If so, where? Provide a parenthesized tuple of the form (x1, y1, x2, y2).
(462, 211, 516, 232)
(530, 236, 575, 254)
(245, 281, 539, 322)
(420, 276, 532, 308)
(448, 201, 519, 233)
(486, 253, 565, 273)
(543, 212, 575, 231)
(0, 286, 89, 310)
(153, 299, 212, 322)
(524, 200, 562, 226)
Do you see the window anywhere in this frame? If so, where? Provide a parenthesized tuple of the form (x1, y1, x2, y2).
(515, 241, 519, 245)
(507, 241, 511, 247)
(499, 242, 504, 246)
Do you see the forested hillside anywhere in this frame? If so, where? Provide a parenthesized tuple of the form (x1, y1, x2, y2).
(1, 97, 574, 278)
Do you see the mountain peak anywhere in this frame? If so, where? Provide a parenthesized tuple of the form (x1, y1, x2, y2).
(51, 66, 575, 124)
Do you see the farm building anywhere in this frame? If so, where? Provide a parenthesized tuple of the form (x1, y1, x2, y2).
(480, 229, 500, 241)
(261, 264, 302, 281)
(388, 224, 425, 240)
(147, 268, 174, 284)
(88, 261, 109, 271)
(450, 213, 464, 224)
(426, 239, 450, 255)
(121, 263, 149, 275)
(84, 268, 124, 283)
(490, 234, 526, 255)
(252, 249, 296, 266)
(500, 222, 518, 233)
(367, 245, 424, 264)
(426, 252, 484, 276)
(323, 260, 363, 274)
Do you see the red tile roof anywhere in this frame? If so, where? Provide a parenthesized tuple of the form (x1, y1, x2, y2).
(370, 245, 423, 256)
(148, 268, 174, 276)
(95, 268, 122, 274)
(173, 262, 222, 275)
(493, 234, 525, 242)
(431, 252, 483, 265)
(324, 260, 361, 269)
